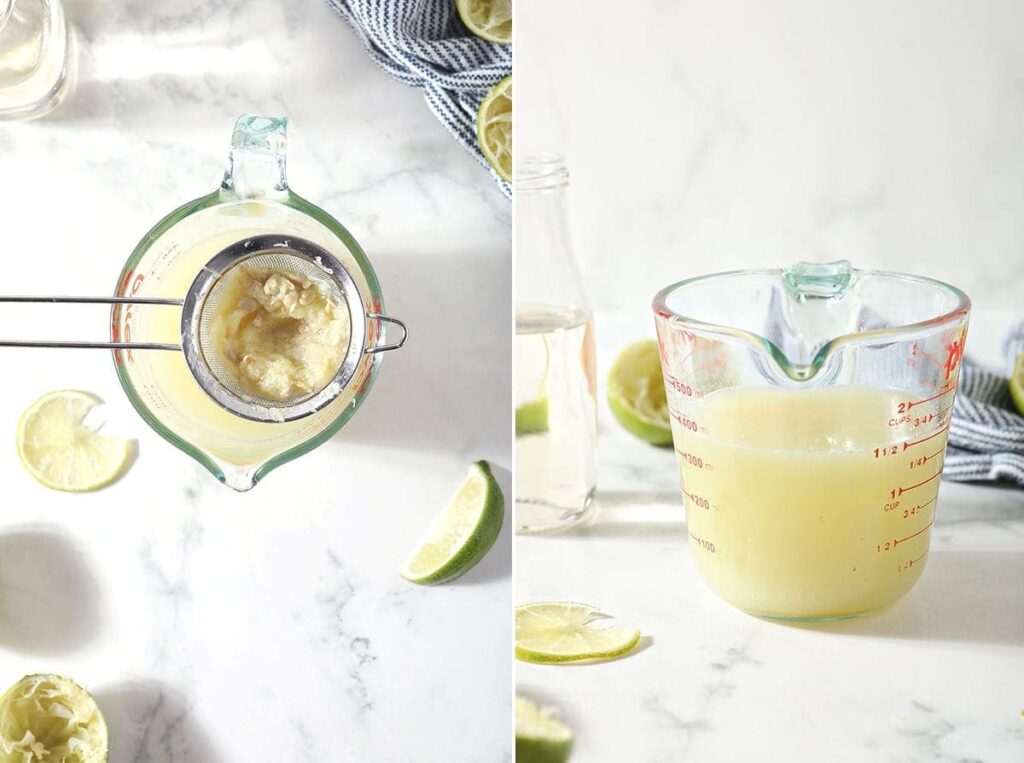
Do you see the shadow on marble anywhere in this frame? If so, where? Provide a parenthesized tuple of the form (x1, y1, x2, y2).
(333, 250, 509, 454)
(459, 463, 512, 585)
(790, 550, 1024, 646)
(96, 681, 220, 763)
(0, 527, 101, 655)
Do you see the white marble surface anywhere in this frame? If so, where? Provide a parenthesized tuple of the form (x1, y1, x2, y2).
(1, 1, 511, 761)
(517, 3, 1024, 759)
(517, 311, 1024, 762)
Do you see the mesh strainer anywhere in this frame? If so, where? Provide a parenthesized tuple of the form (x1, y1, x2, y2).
(0, 234, 407, 424)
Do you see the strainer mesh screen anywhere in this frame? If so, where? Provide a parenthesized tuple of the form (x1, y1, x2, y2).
(196, 252, 351, 409)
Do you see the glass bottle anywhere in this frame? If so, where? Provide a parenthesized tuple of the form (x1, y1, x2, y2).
(0, 0, 73, 119)
(515, 154, 598, 533)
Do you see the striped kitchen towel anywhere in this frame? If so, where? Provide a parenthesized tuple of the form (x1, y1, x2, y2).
(326, 0, 512, 198)
(944, 320, 1024, 486)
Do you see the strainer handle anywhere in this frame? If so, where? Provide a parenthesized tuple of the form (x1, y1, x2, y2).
(0, 296, 183, 350)
(365, 313, 408, 354)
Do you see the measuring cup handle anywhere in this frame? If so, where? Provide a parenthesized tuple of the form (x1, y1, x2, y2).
(365, 313, 408, 354)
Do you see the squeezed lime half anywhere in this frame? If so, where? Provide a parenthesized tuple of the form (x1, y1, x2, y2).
(456, 0, 511, 44)
(477, 75, 512, 182)
(607, 340, 672, 445)
(1010, 352, 1024, 416)
(0, 674, 108, 763)
(516, 696, 574, 763)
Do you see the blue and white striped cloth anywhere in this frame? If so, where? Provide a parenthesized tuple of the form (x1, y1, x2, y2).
(944, 321, 1024, 486)
(326, 0, 512, 198)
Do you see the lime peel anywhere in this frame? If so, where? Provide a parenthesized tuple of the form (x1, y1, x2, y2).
(515, 602, 642, 664)
(400, 460, 505, 585)
(607, 340, 673, 446)
(515, 696, 574, 763)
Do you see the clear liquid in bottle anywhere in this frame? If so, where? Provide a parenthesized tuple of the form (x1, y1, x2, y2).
(516, 305, 597, 533)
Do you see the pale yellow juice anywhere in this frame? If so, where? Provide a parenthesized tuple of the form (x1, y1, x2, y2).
(674, 386, 949, 619)
(115, 202, 374, 485)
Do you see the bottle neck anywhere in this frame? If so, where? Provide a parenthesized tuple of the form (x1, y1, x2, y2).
(515, 156, 590, 317)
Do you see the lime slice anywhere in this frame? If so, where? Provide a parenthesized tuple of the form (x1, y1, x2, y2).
(516, 696, 574, 763)
(607, 340, 672, 446)
(477, 75, 512, 182)
(516, 399, 549, 437)
(515, 602, 642, 664)
(456, 0, 511, 44)
(1010, 352, 1024, 416)
(0, 674, 107, 763)
(16, 391, 134, 492)
(400, 460, 505, 584)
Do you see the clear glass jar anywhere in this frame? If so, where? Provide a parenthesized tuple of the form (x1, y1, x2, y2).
(515, 154, 598, 533)
(0, 0, 73, 120)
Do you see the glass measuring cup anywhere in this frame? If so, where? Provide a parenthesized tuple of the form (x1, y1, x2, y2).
(111, 114, 402, 491)
(653, 261, 970, 620)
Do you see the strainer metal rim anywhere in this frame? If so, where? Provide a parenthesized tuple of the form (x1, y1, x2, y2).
(180, 234, 367, 423)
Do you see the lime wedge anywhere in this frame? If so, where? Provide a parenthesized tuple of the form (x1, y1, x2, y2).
(516, 696, 574, 763)
(477, 75, 512, 182)
(1011, 352, 1024, 416)
(0, 674, 107, 763)
(607, 340, 672, 446)
(515, 602, 642, 664)
(456, 0, 511, 44)
(401, 460, 505, 584)
(516, 399, 550, 437)
(16, 391, 134, 492)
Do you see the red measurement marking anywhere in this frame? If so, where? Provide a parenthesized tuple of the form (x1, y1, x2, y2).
(903, 496, 937, 516)
(894, 468, 942, 496)
(905, 382, 956, 411)
(903, 423, 950, 451)
(943, 333, 965, 383)
(909, 550, 929, 567)
(676, 449, 705, 469)
(901, 496, 936, 519)
(664, 374, 701, 397)
(688, 531, 716, 553)
(682, 489, 713, 510)
(670, 410, 701, 432)
(894, 520, 934, 546)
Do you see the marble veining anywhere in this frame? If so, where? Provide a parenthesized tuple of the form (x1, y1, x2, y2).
(0, 0, 510, 760)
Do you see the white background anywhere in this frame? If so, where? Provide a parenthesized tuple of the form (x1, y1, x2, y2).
(518, 0, 1024, 333)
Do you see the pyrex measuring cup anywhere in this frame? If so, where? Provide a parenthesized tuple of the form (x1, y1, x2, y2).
(109, 114, 404, 491)
(653, 261, 970, 620)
